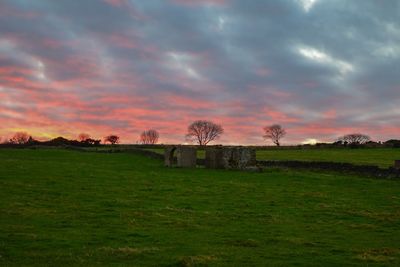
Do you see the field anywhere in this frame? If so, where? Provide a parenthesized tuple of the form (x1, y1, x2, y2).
(1, 148, 400, 266)
(256, 148, 400, 168)
(146, 147, 400, 168)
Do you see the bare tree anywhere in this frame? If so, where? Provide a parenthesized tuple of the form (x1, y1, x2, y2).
(140, 129, 159, 144)
(263, 124, 286, 146)
(78, 133, 91, 142)
(186, 120, 224, 146)
(9, 132, 30, 144)
(104, 135, 120, 145)
(337, 133, 371, 145)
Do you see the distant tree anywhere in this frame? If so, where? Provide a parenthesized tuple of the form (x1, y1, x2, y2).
(104, 135, 120, 145)
(140, 129, 159, 144)
(332, 140, 343, 146)
(186, 120, 224, 146)
(78, 133, 91, 142)
(27, 136, 36, 144)
(43, 136, 80, 146)
(384, 139, 400, 148)
(85, 138, 101, 145)
(263, 124, 286, 146)
(9, 132, 30, 144)
(337, 133, 371, 145)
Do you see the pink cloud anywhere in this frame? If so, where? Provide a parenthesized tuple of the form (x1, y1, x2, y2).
(323, 109, 337, 119)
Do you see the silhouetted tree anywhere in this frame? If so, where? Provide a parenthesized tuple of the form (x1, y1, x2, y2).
(9, 132, 30, 144)
(104, 135, 120, 145)
(85, 138, 101, 145)
(140, 129, 159, 144)
(42, 136, 81, 146)
(78, 133, 91, 142)
(27, 136, 37, 144)
(384, 139, 400, 148)
(263, 124, 286, 146)
(337, 133, 371, 145)
(186, 120, 224, 146)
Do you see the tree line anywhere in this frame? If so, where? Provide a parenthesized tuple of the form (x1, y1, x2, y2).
(1, 120, 399, 147)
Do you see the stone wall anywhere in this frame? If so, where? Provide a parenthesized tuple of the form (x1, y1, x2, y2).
(257, 160, 400, 179)
(221, 147, 257, 170)
(205, 147, 224, 169)
(176, 147, 197, 168)
(164, 146, 176, 167)
(164, 146, 197, 168)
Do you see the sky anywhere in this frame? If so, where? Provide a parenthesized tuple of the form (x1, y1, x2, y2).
(0, 0, 399, 145)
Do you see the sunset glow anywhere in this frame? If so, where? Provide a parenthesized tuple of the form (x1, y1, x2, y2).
(0, 0, 399, 144)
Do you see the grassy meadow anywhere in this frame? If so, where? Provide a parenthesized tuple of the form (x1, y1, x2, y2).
(256, 148, 400, 168)
(0, 148, 400, 266)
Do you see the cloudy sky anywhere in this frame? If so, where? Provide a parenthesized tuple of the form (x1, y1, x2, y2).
(0, 0, 399, 144)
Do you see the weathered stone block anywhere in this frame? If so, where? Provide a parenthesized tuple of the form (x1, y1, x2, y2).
(164, 146, 177, 167)
(395, 160, 400, 170)
(176, 146, 197, 168)
(221, 147, 256, 170)
(205, 147, 224, 169)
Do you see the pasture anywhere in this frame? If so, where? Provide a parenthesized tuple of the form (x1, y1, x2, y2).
(256, 148, 400, 168)
(0, 148, 399, 266)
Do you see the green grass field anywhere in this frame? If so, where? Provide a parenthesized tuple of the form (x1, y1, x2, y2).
(1, 149, 400, 266)
(146, 147, 400, 168)
(256, 148, 400, 168)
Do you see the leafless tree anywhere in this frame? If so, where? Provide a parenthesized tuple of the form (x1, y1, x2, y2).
(140, 129, 159, 144)
(9, 132, 30, 144)
(337, 133, 371, 145)
(186, 120, 224, 146)
(104, 135, 120, 145)
(263, 124, 286, 146)
(78, 133, 91, 142)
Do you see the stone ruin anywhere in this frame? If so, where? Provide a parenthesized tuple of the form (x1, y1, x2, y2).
(163, 146, 399, 177)
(165, 145, 257, 170)
(164, 146, 197, 168)
(220, 147, 257, 170)
(205, 146, 224, 169)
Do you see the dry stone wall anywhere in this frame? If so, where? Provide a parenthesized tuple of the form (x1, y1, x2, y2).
(221, 147, 257, 170)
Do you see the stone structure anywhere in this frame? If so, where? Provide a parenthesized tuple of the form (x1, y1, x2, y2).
(176, 146, 197, 168)
(395, 160, 400, 170)
(205, 146, 224, 169)
(166, 145, 256, 170)
(221, 147, 257, 170)
(164, 146, 177, 167)
(164, 146, 197, 168)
